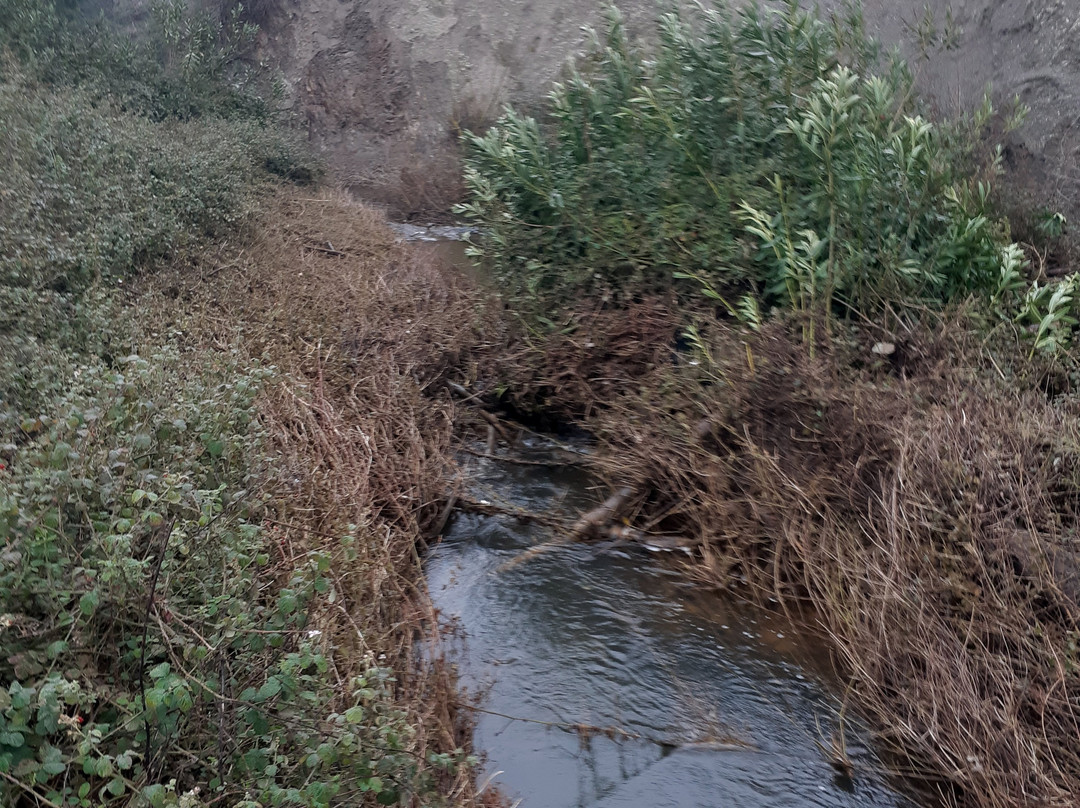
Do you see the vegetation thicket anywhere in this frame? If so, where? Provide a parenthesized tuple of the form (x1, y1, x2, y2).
(6, 0, 1080, 807)
(458, 1, 1076, 351)
(1, 2, 488, 807)
(460, 3, 1080, 807)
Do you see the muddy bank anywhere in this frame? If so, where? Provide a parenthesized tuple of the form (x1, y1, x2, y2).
(248, 0, 1080, 223)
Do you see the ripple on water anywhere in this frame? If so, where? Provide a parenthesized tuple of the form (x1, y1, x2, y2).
(426, 450, 916, 808)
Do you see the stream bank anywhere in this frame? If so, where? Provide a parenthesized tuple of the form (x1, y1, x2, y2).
(465, 304, 1080, 808)
(428, 442, 916, 808)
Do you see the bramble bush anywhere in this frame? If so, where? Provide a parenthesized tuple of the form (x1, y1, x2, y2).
(1, 343, 463, 807)
(1, 3, 458, 806)
(0, 0, 317, 439)
(0, 0, 274, 122)
(456, 1, 1072, 343)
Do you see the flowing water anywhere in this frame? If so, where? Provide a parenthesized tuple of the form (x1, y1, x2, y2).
(425, 443, 916, 808)
(401, 231, 917, 808)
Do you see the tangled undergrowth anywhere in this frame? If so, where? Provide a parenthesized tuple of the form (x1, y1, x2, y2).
(2, 183, 500, 807)
(128, 189, 500, 807)
(488, 305, 1080, 808)
(457, 3, 1080, 804)
(1, 1, 497, 804)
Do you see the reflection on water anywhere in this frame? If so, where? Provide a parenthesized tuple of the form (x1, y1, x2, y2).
(425, 445, 916, 808)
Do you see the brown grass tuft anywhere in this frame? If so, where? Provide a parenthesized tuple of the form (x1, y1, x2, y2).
(508, 308, 1080, 808)
(139, 187, 501, 804)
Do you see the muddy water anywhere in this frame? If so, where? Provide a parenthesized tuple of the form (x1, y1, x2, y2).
(426, 444, 916, 808)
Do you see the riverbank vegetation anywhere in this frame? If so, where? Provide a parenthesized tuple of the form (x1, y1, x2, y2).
(6, 0, 1080, 806)
(459, 3, 1080, 807)
(1, 3, 488, 807)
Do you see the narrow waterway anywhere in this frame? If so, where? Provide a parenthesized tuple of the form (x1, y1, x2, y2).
(426, 442, 916, 808)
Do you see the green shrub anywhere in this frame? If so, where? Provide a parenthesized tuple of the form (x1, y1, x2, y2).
(0, 342, 460, 807)
(456, 1, 1018, 321)
(0, 74, 316, 436)
(0, 0, 319, 437)
(0, 6, 427, 804)
(0, 0, 274, 122)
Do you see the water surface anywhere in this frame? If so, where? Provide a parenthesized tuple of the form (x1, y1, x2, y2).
(426, 445, 915, 808)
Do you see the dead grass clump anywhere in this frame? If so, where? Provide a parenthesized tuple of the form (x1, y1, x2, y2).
(580, 318, 1080, 808)
(497, 298, 680, 422)
(139, 187, 500, 804)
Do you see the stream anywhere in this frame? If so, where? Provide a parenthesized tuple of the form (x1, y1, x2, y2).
(425, 442, 916, 808)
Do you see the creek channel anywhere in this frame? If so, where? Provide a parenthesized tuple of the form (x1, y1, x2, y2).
(426, 441, 915, 808)
(398, 227, 917, 808)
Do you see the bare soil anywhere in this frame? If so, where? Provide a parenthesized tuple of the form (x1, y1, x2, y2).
(256, 0, 1080, 226)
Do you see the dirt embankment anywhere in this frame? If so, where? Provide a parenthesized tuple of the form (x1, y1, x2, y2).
(251, 0, 1080, 224)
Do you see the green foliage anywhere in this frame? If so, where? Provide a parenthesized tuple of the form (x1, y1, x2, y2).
(0, 0, 273, 121)
(0, 4, 427, 805)
(1036, 210, 1067, 241)
(0, 0, 318, 437)
(1, 345, 464, 806)
(457, 1, 1019, 323)
(1, 83, 255, 288)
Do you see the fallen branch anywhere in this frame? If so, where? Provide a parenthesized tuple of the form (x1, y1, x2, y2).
(460, 446, 585, 467)
(452, 702, 755, 752)
(570, 486, 634, 539)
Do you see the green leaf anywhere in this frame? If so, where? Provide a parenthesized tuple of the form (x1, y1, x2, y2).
(277, 591, 298, 615)
(41, 758, 66, 776)
(45, 641, 69, 659)
(344, 706, 365, 724)
(243, 708, 269, 735)
(256, 678, 281, 702)
(376, 789, 400, 806)
(142, 783, 165, 807)
(8, 683, 31, 710)
(79, 590, 100, 617)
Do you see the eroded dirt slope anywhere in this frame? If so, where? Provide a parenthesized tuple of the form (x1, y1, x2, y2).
(253, 0, 1079, 223)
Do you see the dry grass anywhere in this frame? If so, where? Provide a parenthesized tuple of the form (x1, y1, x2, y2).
(506, 308, 1080, 807)
(137, 187, 502, 805)
(129, 183, 1080, 807)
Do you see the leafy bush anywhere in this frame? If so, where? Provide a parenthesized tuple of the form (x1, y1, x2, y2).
(0, 0, 273, 122)
(0, 0, 318, 437)
(0, 4, 435, 806)
(456, 1, 1018, 320)
(0, 74, 314, 436)
(0, 342, 461, 807)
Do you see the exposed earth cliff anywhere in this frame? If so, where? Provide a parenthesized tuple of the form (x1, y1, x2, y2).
(247, 0, 1080, 225)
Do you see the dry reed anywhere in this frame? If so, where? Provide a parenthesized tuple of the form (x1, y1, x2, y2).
(138, 187, 502, 805)
(507, 307, 1080, 808)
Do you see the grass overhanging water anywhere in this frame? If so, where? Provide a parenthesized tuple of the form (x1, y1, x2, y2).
(456, 3, 1080, 808)
(4, 1, 1080, 807)
(0, 3, 487, 807)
